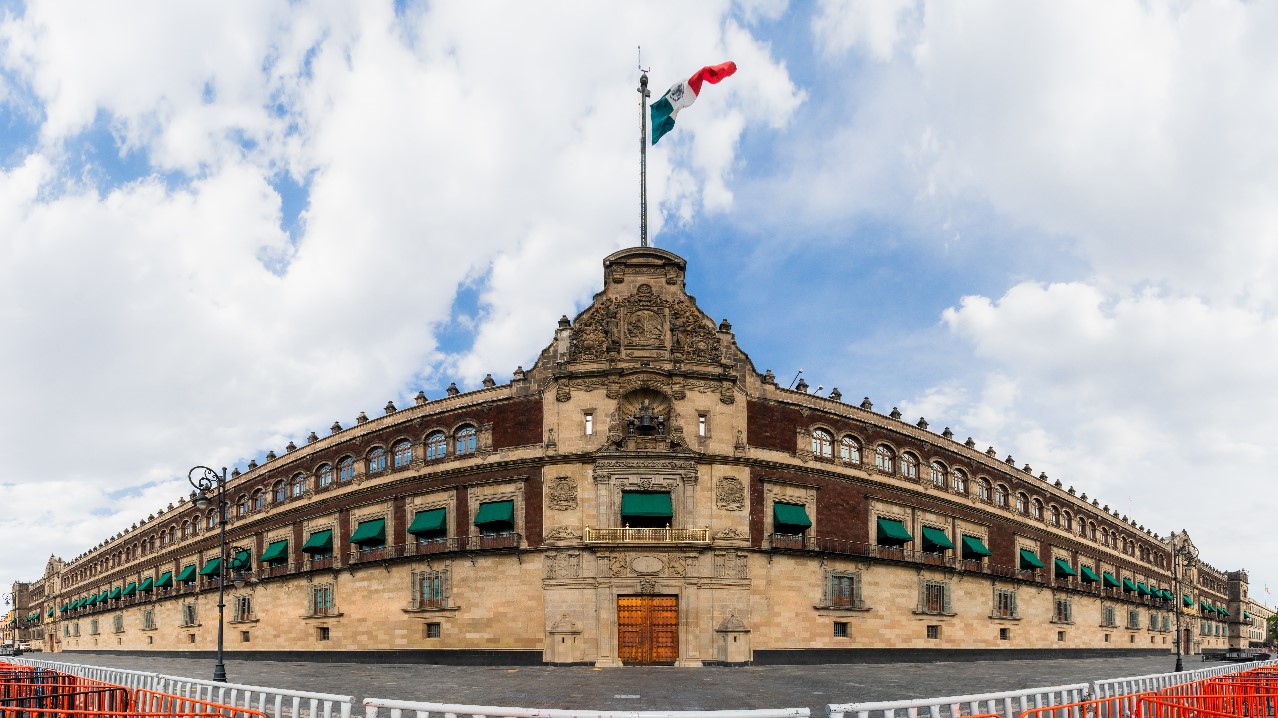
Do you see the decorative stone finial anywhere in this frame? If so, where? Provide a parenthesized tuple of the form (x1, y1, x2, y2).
(829, 388, 842, 401)
(232, 468, 241, 478)
(1021, 463, 1031, 473)
(917, 417, 928, 430)
(513, 367, 526, 381)
(889, 407, 902, 420)
(795, 378, 809, 392)
(356, 411, 369, 424)
(482, 374, 496, 388)
(307, 432, 319, 443)
(860, 397, 873, 410)
(986, 446, 997, 457)
(247, 459, 258, 469)
(331, 421, 342, 434)
(1103, 504, 1109, 511)
(763, 370, 776, 385)
(1053, 479, 1062, 488)
(965, 437, 976, 448)
(1005, 455, 1015, 465)
(385, 401, 396, 414)
(446, 382, 459, 397)
(942, 427, 953, 440)
(1092, 498, 1099, 506)
(719, 318, 732, 332)
(286, 441, 297, 452)
(558, 315, 571, 329)
(415, 391, 427, 405)
(265, 451, 276, 461)
(1068, 486, 1075, 495)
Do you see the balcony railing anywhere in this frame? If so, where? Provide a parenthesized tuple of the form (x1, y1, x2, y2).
(345, 534, 523, 564)
(584, 527, 711, 544)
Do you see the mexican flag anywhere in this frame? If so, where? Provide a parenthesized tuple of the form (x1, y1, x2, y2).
(650, 61, 737, 145)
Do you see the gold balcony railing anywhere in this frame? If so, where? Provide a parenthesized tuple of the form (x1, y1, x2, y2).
(584, 526, 710, 544)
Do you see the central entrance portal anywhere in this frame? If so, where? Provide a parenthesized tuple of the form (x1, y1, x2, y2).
(617, 595, 679, 665)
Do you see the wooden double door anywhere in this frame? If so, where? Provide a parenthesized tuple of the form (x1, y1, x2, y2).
(617, 595, 679, 665)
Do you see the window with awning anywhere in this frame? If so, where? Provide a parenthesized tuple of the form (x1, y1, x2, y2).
(961, 535, 991, 559)
(350, 518, 387, 546)
(1137, 583, 1151, 596)
(772, 503, 812, 534)
(259, 539, 289, 564)
(622, 492, 674, 519)
(160, 570, 179, 587)
(122, 582, 137, 596)
(1054, 558, 1077, 577)
(199, 558, 222, 576)
(176, 565, 196, 583)
(96, 591, 108, 602)
(139, 577, 154, 592)
(408, 508, 448, 537)
(1102, 572, 1120, 588)
(474, 500, 515, 532)
(1183, 594, 1194, 607)
(1080, 566, 1100, 583)
(107, 587, 122, 600)
(301, 529, 334, 554)
(1122, 578, 1137, 593)
(876, 518, 913, 546)
(921, 527, 954, 552)
(1019, 549, 1045, 570)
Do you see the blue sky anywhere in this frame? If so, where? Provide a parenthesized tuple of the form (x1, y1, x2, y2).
(2, 0, 1277, 603)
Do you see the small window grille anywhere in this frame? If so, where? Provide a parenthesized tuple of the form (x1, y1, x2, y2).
(995, 589, 1018, 618)
(926, 625, 941, 639)
(317, 627, 330, 641)
(999, 628, 1010, 641)
(833, 622, 848, 638)
(426, 622, 441, 639)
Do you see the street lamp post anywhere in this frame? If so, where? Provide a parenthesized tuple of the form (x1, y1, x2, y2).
(1172, 542, 1198, 673)
(188, 465, 229, 683)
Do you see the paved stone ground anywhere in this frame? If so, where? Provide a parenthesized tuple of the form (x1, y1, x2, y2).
(21, 653, 1207, 716)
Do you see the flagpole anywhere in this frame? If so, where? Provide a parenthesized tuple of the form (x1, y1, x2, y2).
(638, 71, 650, 248)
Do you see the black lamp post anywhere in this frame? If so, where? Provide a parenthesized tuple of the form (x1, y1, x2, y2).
(188, 465, 229, 682)
(1172, 541, 1198, 673)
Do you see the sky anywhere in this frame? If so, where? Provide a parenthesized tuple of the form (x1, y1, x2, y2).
(2, 0, 1276, 606)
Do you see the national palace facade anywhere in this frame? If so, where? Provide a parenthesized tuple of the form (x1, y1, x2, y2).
(10, 247, 1272, 664)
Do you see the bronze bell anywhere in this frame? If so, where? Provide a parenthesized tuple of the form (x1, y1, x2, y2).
(635, 400, 658, 435)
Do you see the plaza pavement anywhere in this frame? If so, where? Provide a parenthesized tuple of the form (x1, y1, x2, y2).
(28, 653, 1203, 716)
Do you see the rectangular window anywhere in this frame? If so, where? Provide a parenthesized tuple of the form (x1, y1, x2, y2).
(241, 631, 250, 643)
(62, 625, 69, 637)
(425, 622, 441, 639)
(1057, 630, 1066, 642)
(72, 623, 80, 637)
(187, 633, 195, 643)
(1054, 598, 1072, 624)
(994, 589, 1018, 619)
(1162, 615, 1171, 632)
(833, 621, 848, 638)
(1104, 633, 1111, 643)
(182, 604, 197, 627)
(318, 627, 330, 641)
(919, 580, 951, 615)
(926, 625, 941, 640)
(1149, 613, 1158, 630)
(414, 570, 449, 609)
(234, 595, 253, 622)
(112, 614, 123, 633)
(827, 571, 863, 609)
(142, 610, 155, 631)
(1128, 609, 1141, 629)
(698, 414, 707, 437)
(1102, 605, 1116, 627)
(999, 628, 1010, 641)
(311, 584, 335, 616)
(89, 619, 99, 635)
(584, 412, 593, 436)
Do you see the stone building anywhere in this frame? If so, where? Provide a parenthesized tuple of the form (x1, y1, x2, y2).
(23, 247, 1265, 664)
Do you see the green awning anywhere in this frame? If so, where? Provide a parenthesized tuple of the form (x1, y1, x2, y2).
(158, 570, 177, 587)
(921, 526, 954, 552)
(408, 508, 448, 535)
(47, 608, 53, 617)
(1054, 558, 1077, 577)
(772, 503, 812, 531)
(877, 518, 913, 545)
(1019, 549, 1045, 569)
(139, 577, 154, 592)
(1080, 566, 1101, 583)
(260, 539, 289, 564)
(1184, 594, 1194, 607)
(301, 529, 333, 554)
(96, 591, 108, 602)
(176, 565, 196, 582)
(474, 500, 515, 527)
(1221, 608, 1230, 617)
(961, 535, 992, 559)
(622, 492, 675, 519)
(199, 558, 222, 576)
(1137, 583, 1151, 596)
(350, 518, 387, 544)
(1123, 578, 1137, 592)
(122, 582, 137, 596)
(1201, 600, 1211, 610)
(107, 587, 122, 599)
(1102, 572, 1120, 588)
(1245, 612, 1252, 620)
(230, 548, 252, 570)
(59, 604, 69, 612)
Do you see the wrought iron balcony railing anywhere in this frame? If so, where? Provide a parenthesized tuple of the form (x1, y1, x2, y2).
(584, 526, 711, 544)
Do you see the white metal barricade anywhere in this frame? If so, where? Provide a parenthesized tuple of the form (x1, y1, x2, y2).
(826, 684, 1089, 718)
(363, 700, 809, 718)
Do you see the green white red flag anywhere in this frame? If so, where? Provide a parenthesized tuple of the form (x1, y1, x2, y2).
(650, 61, 737, 145)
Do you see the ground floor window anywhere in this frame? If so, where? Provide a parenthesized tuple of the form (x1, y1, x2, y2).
(825, 571, 863, 608)
(994, 589, 1018, 618)
(926, 625, 941, 639)
(142, 610, 155, 630)
(311, 583, 335, 616)
(425, 622, 441, 639)
(413, 570, 449, 609)
(833, 621, 848, 638)
(234, 595, 253, 622)
(1054, 598, 1072, 624)
(919, 580, 951, 614)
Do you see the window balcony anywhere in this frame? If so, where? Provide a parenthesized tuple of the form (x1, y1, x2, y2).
(584, 527, 711, 544)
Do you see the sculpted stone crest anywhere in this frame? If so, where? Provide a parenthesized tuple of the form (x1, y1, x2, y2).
(548, 477, 577, 510)
(716, 477, 745, 511)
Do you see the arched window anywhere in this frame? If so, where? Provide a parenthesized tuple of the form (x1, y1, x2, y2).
(368, 447, 388, 474)
(1049, 506, 1060, 526)
(251, 489, 265, 512)
(994, 484, 1008, 507)
(1063, 511, 1073, 531)
(1015, 492, 1028, 514)
(149, 536, 156, 552)
(168, 527, 176, 544)
(237, 494, 249, 517)
(159, 532, 166, 547)
(393, 440, 413, 468)
(317, 464, 333, 489)
(839, 436, 861, 464)
(181, 521, 190, 538)
(1030, 498, 1042, 519)
(337, 457, 355, 483)
(273, 480, 286, 503)
(811, 429, 834, 458)
(291, 473, 306, 498)
(426, 432, 447, 460)
(1089, 522, 1097, 540)
(874, 445, 895, 472)
(977, 478, 991, 502)
(455, 426, 477, 455)
(1079, 520, 1087, 537)
(900, 452, 919, 480)
(207, 511, 218, 530)
(1100, 528, 1109, 546)
(930, 462, 947, 488)
(951, 469, 968, 494)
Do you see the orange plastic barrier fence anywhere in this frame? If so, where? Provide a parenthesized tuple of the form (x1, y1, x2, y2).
(0, 662, 268, 718)
(1017, 666, 1278, 718)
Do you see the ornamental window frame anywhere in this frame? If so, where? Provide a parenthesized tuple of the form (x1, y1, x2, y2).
(1031, 498, 1043, 519)
(1054, 598, 1073, 624)
(337, 456, 355, 483)
(316, 464, 333, 489)
(233, 595, 253, 623)
(839, 435, 861, 464)
(1015, 492, 1028, 514)
(874, 444, 895, 472)
(426, 431, 447, 460)
(411, 569, 450, 610)
(917, 579, 953, 616)
(272, 480, 286, 503)
(994, 588, 1018, 619)
(455, 425, 478, 455)
(290, 473, 306, 498)
(392, 440, 413, 468)
(824, 570, 865, 609)
(309, 583, 336, 617)
(977, 478, 991, 502)
(900, 452, 920, 480)
(951, 468, 968, 494)
(1102, 605, 1117, 627)
(367, 447, 388, 474)
(251, 488, 265, 512)
(236, 494, 250, 518)
(929, 461, 947, 488)
(1049, 506, 1060, 527)
(995, 484, 1009, 508)
(811, 428, 834, 459)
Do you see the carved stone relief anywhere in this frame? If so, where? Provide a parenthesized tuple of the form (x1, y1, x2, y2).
(716, 477, 745, 511)
(544, 526, 581, 544)
(548, 477, 577, 510)
(714, 551, 749, 579)
(544, 552, 581, 580)
(638, 579, 658, 594)
(566, 283, 723, 364)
